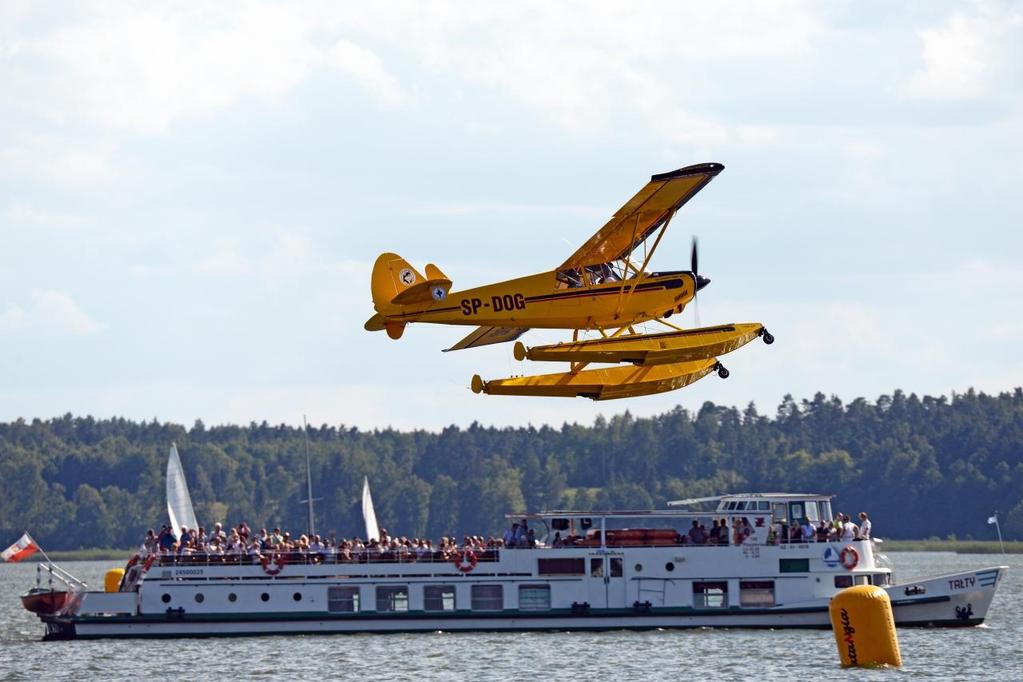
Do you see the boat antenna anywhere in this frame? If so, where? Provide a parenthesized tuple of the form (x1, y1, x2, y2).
(299, 415, 321, 537)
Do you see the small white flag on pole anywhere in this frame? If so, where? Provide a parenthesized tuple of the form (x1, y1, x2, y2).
(987, 516, 998, 525)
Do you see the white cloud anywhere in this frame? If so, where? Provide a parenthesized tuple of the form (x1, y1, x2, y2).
(905, 6, 1022, 100)
(4, 203, 84, 228)
(0, 134, 116, 186)
(0, 304, 28, 333)
(21, 5, 319, 135)
(327, 2, 823, 141)
(0, 290, 104, 336)
(328, 39, 410, 107)
(197, 232, 314, 277)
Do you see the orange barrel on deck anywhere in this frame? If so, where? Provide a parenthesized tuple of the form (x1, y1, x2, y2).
(828, 585, 902, 668)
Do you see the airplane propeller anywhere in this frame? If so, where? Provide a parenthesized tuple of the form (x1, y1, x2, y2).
(691, 236, 710, 327)
(692, 236, 710, 292)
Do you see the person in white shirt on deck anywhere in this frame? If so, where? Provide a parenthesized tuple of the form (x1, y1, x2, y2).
(840, 514, 858, 542)
(858, 512, 872, 539)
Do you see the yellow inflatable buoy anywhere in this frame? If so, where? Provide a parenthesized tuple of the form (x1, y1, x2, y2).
(104, 568, 125, 593)
(829, 585, 902, 668)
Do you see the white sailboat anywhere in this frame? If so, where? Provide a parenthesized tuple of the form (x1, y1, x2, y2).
(362, 477, 379, 541)
(166, 443, 198, 537)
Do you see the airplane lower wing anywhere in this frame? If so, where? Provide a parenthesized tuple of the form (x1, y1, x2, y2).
(444, 326, 529, 352)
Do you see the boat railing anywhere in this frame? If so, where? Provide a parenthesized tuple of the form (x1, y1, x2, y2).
(147, 537, 878, 568)
(151, 548, 503, 568)
(36, 561, 88, 592)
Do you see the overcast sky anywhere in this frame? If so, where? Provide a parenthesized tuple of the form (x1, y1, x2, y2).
(2, 1, 1021, 430)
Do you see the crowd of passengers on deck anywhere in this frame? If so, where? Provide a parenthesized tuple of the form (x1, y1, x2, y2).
(137, 511, 872, 564)
(142, 523, 510, 564)
(680, 512, 871, 546)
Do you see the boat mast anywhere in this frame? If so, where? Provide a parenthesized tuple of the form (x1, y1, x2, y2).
(300, 416, 320, 537)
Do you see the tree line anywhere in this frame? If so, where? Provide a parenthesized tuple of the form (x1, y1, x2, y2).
(1, 387, 1020, 550)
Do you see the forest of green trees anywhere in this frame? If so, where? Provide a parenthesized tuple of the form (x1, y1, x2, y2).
(1, 388, 1021, 550)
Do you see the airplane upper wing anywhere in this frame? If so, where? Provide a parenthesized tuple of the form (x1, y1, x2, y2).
(444, 326, 529, 352)
(559, 162, 724, 271)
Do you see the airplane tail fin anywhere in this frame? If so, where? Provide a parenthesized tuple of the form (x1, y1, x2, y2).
(371, 252, 424, 311)
(368, 253, 452, 339)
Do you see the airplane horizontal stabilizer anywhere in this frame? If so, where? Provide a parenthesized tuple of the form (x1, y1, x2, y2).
(444, 326, 529, 352)
(390, 278, 453, 306)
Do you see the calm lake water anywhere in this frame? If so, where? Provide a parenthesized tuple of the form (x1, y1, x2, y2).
(1, 552, 1020, 681)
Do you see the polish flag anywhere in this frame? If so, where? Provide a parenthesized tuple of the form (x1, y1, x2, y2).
(1, 532, 39, 562)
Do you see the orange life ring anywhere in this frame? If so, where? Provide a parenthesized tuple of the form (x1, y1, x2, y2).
(453, 549, 478, 573)
(261, 552, 287, 576)
(126, 554, 140, 569)
(142, 554, 156, 572)
(840, 545, 859, 570)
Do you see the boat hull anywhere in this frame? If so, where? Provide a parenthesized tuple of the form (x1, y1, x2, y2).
(40, 567, 1003, 640)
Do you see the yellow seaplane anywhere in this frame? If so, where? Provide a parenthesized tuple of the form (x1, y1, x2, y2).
(365, 162, 773, 400)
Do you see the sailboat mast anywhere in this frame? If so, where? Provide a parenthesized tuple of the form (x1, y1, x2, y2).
(303, 416, 315, 537)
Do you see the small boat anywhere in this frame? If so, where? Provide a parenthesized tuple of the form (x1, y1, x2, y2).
(20, 588, 70, 615)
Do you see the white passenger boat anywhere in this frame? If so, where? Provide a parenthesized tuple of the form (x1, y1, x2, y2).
(27, 493, 1006, 640)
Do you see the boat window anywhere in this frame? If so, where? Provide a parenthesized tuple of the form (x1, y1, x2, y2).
(779, 558, 810, 573)
(772, 503, 786, 520)
(736, 501, 747, 511)
(551, 518, 570, 531)
(834, 575, 853, 588)
(471, 585, 503, 611)
(854, 576, 870, 586)
(739, 580, 775, 607)
(194, 593, 204, 603)
(693, 581, 728, 608)
(538, 558, 585, 575)
(665, 562, 675, 572)
(260, 593, 270, 602)
(871, 573, 891, 587)
(726, 502, 737, 510)
(590, 558, 604, 577)
(819, 501, 832, 522)
(519, 585, 551, 611)
(228, 593, 237, 602)
(788, 502, 805, 524)
(758, 501, 771, 511)
(424, 585, 456, 612)
(610, 558, 623, 577)
(376, 586, 409, 613)
(805, 502, 820, 523)
(328, 586, 359, 613)
(293, 592, 302, 602)
(161, 594, 171, 603)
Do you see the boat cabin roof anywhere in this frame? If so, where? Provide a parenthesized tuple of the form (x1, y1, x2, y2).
(669, 492, 833, 509)
(508, 492, 834, 521)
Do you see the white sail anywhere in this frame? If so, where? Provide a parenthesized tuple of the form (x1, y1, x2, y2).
(362, 476, 379, 542)
(167, 443, 199, 538)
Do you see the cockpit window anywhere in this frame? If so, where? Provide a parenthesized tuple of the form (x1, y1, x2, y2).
(556, 269, 584, 289)
(584, 263, 621, 285)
